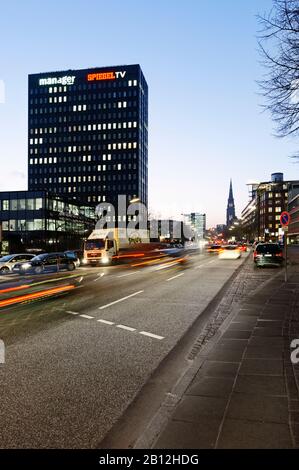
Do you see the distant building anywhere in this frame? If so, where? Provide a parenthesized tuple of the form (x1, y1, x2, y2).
(288, 181, 299, 243)
(216, 224, 226, 235)
(241, 173, 299, 242)
(226, 179, 236, 227)
(148, 219, 191, 242)
(241, 198, 257, 242)
(183, 213, 206, 239)
(0, 191, 95, 254)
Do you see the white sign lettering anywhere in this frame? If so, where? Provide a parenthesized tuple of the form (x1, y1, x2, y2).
(39, 76, 76, 86)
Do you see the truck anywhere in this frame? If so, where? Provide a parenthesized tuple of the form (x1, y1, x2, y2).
(83, 228, 149, 266)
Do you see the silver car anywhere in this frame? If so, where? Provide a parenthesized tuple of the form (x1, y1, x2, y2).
(0, 254, 35, 274)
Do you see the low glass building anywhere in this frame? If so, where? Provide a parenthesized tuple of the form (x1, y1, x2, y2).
(0, 191, 95, 254)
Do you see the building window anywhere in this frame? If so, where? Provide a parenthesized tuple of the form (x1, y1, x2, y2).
(2, 200, 9, 211)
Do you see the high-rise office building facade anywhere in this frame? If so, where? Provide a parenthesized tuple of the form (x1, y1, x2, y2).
(28, 65, 148, 208)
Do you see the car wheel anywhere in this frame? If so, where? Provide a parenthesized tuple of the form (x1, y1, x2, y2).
(0, 266, 10, 274)
(67, 262, 75, 271)
(34, 266, 44, 274)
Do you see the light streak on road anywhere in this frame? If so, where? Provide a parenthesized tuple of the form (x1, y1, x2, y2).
(0, 285, 75, 308)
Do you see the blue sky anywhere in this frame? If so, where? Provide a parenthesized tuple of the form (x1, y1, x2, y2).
(0, 0, 298, 226)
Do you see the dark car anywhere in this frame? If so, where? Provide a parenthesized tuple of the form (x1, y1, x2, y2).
(253, 243, 283, 267)
(13, 252, 77, 275)
(64, 250, 83, 267)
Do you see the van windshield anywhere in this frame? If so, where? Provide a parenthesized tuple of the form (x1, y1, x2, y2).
(85, 240, 105, 250)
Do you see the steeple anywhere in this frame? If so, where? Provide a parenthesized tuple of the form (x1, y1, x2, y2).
(229, 178, 233, 199)
(226, 178, 236, 227)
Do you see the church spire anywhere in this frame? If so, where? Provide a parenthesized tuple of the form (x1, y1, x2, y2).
(226, 179, 236, 227)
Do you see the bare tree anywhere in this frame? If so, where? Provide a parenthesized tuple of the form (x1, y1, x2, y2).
(258, 0, 299, 147)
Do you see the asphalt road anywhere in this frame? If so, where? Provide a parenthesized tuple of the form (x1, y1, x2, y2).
(0, 251, 247, 448)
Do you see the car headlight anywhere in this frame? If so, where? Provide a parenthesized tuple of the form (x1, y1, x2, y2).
(82, 258, 88, 265)
(101, 256, 109, 264)
(21, 263, 31, 270)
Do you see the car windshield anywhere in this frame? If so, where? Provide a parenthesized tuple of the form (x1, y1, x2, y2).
(256, 244, 281, 254)
(85, 240, 105, 250)
(224, 246, 238, 250)
(0, 255, 13, 262)
(31, 254, 49, 262)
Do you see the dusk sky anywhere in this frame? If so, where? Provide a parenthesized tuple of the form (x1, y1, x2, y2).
(0, 0, 298, 226)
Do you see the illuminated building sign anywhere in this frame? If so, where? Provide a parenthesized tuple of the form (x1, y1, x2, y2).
(87, 71, 126, 81)
(39, 76, 76, 86)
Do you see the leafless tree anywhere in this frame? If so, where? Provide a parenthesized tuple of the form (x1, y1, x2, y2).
(258, 0, 299, 152)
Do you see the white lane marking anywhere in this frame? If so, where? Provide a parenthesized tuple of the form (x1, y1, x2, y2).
(117, 271, 140, 278)
(166, 273, 184, 282)
(116, 324, 136, 332)
(194, 264, 204, 269)
(66, 310, 80, 315)
(98, 319, 115, 325)
(93, 273, 105, 282)
(80, 314, 94, 319)
(155, 260, 179, 271)
(139, 331, 164, 340)
(99, 290, 144, 310)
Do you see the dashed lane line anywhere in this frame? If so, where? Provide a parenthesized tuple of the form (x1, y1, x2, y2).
(166, 273, 184, 282)
(99, 290, 144, 310)
(117, 271, 140, 278)
(139, 331, 164, 340)
(116, 324, 136, 332)
(65, 311, 164, 340)
(98, 319, 115, 325)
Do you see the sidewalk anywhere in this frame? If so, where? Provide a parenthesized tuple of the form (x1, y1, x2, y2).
(153, 254, 299, 449)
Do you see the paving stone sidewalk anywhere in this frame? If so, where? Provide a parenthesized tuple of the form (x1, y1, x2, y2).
(154, 256, 299, 449)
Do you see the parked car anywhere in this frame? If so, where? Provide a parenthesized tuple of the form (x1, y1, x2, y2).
(253, 243, 283, 267)
(0, 253, 35, 274)
(13, 252, 77, 275)
(64, 250, 83, 268)
(218, 245, 241, 260)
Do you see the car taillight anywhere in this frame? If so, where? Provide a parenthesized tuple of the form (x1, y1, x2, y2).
(276, 252, 283, 257)
(253, 251, 257, 258)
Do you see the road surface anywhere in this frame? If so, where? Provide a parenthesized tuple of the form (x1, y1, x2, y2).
(0, 251, 246, 448)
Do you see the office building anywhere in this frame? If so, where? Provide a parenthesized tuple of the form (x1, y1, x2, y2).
(183, 213, 206, 239)
(0, 191, 95, 254)
(241, 173, 299, 242)
(28, 64, 148, 208)
(288, 181, 299, 243)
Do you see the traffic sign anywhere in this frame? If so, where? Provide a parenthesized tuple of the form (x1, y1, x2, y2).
(280, 211, 290, 227)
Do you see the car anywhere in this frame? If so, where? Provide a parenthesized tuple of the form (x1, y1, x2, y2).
(0, 253, 35, 274)
(253, 243, 283, 267)
(218, 245, 241, 260)
(13, 252, 77, 275)
(238, 243, 248, 252)
(207, 244, 222, 254)
(64, 250, 82, 268)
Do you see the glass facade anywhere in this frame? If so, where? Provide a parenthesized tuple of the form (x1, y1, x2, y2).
(0, 191, 95, 254)
(28, 65, 148, 208)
